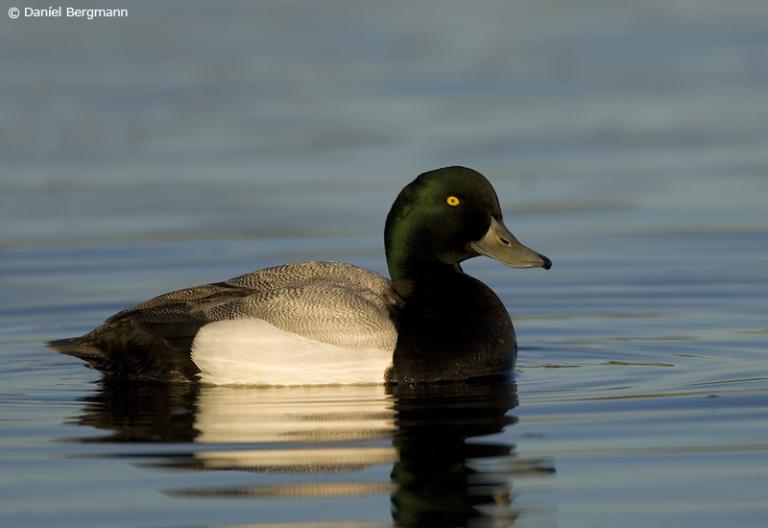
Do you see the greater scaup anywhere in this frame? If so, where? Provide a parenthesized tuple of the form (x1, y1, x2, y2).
(49, 166, 551, 384)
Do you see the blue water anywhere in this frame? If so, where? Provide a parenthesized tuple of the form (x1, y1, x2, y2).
(2, 1, 768, 526)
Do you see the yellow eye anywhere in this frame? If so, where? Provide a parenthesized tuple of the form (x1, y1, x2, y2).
(446, 195, 460, 207)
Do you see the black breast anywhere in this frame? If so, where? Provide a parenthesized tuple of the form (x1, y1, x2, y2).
(390, 273, 516, 383)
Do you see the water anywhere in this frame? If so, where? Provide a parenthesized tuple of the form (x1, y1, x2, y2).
(2, 1, 768, 526)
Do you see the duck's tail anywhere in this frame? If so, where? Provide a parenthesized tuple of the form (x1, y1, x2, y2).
(47, 336, 103, 361)
(48, 325, 199, 382)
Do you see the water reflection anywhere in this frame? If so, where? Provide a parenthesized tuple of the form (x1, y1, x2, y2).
(76, 382, 199, 443)
(391, 383, 531, 527)
(70, 381, 552, 526)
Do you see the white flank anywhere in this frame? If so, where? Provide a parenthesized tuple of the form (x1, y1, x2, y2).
(191, 319, 392, 386)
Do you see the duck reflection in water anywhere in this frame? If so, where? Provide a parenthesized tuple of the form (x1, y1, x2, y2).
(70, 381, 553, 526)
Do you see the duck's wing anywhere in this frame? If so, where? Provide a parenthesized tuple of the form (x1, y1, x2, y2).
(53, 261, 399, 380)
(216, 261, 400, 349)
(114, 261, 398, 347)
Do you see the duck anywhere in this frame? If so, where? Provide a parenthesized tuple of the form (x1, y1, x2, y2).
(49, 166, 551, 385)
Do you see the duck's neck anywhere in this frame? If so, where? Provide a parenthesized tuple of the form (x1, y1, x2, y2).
(387, 257, 463, 299)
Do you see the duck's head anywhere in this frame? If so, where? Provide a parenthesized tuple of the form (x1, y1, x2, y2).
(385, 166, 551, 284)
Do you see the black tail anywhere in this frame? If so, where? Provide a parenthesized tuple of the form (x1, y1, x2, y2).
(47, 337, 102, 361)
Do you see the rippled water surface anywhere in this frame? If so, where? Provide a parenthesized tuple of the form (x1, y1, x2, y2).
(2, 1, 768, 527)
